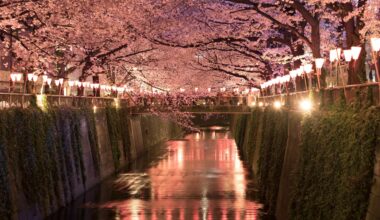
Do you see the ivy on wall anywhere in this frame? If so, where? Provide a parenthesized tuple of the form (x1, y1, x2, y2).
(105, 106, 122, 170)
(257, 109, 288, 214)
(0, 106, 100, 217)
(232, 88, 379, 219)
(291, 106, 379, 220)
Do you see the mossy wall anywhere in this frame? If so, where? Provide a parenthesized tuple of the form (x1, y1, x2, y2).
(0, 106, 182, 220)
(232, 104, 380, 220)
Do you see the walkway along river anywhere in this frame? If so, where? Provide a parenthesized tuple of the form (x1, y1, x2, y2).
(46, 127, 267, 220)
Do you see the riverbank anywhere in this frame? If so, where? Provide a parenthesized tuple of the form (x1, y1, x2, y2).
(0, 105, 182, 219)
(231, 97, 380, 220)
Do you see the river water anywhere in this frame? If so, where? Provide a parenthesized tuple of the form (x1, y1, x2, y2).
(47, 127, 266, 220)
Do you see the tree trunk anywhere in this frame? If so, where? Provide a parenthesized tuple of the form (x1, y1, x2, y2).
(310, 23, 321, 58)
(343, 3, 366, 84)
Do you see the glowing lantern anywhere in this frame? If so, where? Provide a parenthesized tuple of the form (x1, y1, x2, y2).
(27, 73, 34, 81)
(371, 38, 380, 52)
(32, 75, 38, 82)
(68, 80, 75, 87)
(315, 58, 325, 69)
(351, 46, 362, 60)
(343, 50, 352, 62)
(330, 49, 338, 62)
(46, 78, 52, 86)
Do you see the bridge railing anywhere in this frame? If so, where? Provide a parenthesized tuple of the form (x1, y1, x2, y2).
(257, 82, 380, 108)
(0, 93, 131, 109)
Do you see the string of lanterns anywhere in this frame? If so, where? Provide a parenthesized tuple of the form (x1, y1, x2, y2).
(260, 37, 380, 92)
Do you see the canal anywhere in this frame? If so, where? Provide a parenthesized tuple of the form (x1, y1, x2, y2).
(46, 127, 266, 220)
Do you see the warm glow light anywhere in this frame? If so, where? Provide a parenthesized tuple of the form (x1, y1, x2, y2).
(258, 102, 264, 107)
(289, 70, 297, 78)
(46, 78, 52, 85)
(371, 38, 380, 52)
(54, 79, 60, 86)
(315, 58, 325, 69)
(10, 73, 16, 82)
(68, 80, 75, 87)
(207, 88, 211, 92)
(343, 49, 352, 62)
(27, 73, 34, 81)
(304, 64, 313, 74)
(299, 99, 313, 112)
(351, 46, 362, 60)
(329, 49, 338, 62)
(42, 75, 48, 82)
(194, 87, 198, 92)
(273, 101, 282, 109)
(32, 75, 38, 82)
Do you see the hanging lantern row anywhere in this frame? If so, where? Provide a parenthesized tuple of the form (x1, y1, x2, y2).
(259, 39, 380, 91)
(329, 46, 362, 63)
(261, 62, 315, 89)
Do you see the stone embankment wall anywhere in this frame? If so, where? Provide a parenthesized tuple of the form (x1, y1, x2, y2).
(232, 96, 380, 220)
(0, 105, 182, 220)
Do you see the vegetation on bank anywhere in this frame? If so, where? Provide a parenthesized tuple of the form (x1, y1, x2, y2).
(232, 89, 379, 219)
(0, 101, 130, 218)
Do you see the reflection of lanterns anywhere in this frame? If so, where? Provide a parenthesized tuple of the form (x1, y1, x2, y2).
(351, 46, 362, 60)
(343, 50, 352, 62)
(371, 38, 380, 52)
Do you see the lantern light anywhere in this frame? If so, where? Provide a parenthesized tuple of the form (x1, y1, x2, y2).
(336, 48, 342, 58)
(289, 70, 297, 78)
(46, 78, 52, 86)
(59, 78, 64, 84)
(304, 64, 313, 74)
(371, 38, 380, 52)
(207, 88, 211, 92)
(27, 73, 34, 81)
(68, 80, 75, 87)
(315, 58, 325, 69)
(42, 75, 48, 83)
(351, 46, 362, 60)
(10, 73, 16, 82)
(273, 101, 282, 109)
(194, 87, 198, 92)
(330, 49, 338, 62)
(32, 75, 38, 82)
(299, 99, 313, 112)
(54, 80, 60, 86)
(343, 49, 352, 62)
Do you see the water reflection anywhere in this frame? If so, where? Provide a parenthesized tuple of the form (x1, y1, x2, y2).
(46, 129, 263, 220)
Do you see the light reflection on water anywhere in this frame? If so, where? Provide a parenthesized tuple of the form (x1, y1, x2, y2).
(46, 128, 264, 220)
